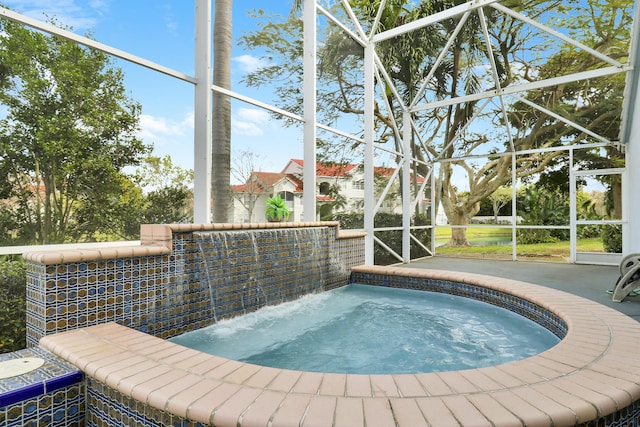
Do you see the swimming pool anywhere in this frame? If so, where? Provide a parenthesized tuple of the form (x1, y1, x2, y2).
(171, 284, 560, 374)
(26, 223, 640, 426)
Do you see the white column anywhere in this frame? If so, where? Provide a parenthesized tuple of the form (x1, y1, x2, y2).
(303, 0, 317, 221)
(511, 153, 517, 260)
(402, 111, 411, 263)
(622, 5, 640, 255)
(193, 0, 212, 223)
(364, 44, 375, 264)
(625, 134, 640, 255)
(569, 149, 577, 262)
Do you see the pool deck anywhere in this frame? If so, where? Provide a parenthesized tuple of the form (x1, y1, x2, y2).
(39, 262, 640, 426)
(404, 256, 640, 321)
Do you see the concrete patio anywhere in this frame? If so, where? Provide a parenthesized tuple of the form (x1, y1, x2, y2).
(403, 256, 640, 322)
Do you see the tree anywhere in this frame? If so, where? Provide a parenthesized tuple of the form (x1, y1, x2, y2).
(239, 0, 631, 246)
(131, 155, 194, 226)
(319, 183, 348, 219)
(0, 18, 149, 244)
(488, 187, 512, 224)
(74, 156, 194, 240)
(212, 0, 233, 222)
(231, 149, 263, 222)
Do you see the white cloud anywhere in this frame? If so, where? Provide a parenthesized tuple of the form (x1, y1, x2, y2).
(237, 108, 269, 124)
(138, 112, 192, 144)
(232, 54, 269, 73)
(232, 108, 271, 137)
(3, 0, 109, 30)
(232, 120, 264, 137)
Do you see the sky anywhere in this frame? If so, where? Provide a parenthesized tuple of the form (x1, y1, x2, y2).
(2, 1, 629, 192)
(2, 0, 304, 178)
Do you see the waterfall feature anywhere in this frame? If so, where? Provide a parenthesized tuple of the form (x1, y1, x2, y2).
(194, 227, 329, 321)
(196, 239, 218, 323)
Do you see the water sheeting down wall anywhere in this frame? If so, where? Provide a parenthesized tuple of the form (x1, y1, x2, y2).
(24, 223, 365, 345)
(194, 228, 330, 321)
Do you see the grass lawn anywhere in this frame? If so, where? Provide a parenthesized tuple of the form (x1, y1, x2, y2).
(433, 227, 605, 260)
(434, 227, 511, 239)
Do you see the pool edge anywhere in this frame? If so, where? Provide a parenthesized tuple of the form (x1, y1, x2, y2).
(40, 266, 640, 426)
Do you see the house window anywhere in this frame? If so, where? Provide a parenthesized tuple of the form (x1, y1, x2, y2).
(278, 191, 294, 201)
(319, 182, 331, 195)
(352, 180, 364, 190)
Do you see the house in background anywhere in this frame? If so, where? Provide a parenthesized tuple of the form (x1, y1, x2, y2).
(231, 158, 433, 223)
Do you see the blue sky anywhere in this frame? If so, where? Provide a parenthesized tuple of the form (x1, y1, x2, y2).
(2, 0, 303, 177)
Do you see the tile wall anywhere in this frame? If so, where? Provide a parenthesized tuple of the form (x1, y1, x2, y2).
(0, 347, 84, 426)
(8, 223, 363, 425)
(25, 224, 364, 345)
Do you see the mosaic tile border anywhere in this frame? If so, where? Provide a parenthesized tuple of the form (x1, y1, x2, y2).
(25, 224, 365, 346)
(86, 378, 201, 427)
(350, 270, 568, 339)
(0, 347, 84, 426)
(0, 347, 83, 407)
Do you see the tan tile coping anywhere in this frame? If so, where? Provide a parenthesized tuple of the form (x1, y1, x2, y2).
(23, 222, 364, 265)
(40, 265, 640, 426)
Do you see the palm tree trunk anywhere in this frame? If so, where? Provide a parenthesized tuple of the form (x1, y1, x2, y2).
(212, 0, 232, 222)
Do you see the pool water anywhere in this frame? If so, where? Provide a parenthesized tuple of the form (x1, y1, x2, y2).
(170, 284, 560, 374)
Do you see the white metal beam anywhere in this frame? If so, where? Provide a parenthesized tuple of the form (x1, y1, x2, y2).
(478, 7, 516, 152)
(402, 111, 412, 263)
(623, 62, 640, 255)
(317, 4, 367, 47)
(369, 0, 389, 40)
(0, 7, 196, 84)
(193, 0, 212, 223)
(372, 0, 501, 43)
(411, 65, 631, 113)
(619, 2, 640, 144)
(303, 0, 317, 221)
(512, 95, 612, 144)
(340, 0, 369, 42)
(364, 44, 376, 264)
(411, 11, 471, 108)
(491, 3, 625, 69)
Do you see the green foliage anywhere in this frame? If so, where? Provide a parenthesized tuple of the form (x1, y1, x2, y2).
(240, 1, 631, 246)
(516, 229, 559, 245)
(265, 195, 291, 221)
(328, 212, 431, 265)
(517, 185, 569, 243)
(129, 155, 194, 230)
(0, 18, 149, 244)
(0, 256, 26, 353)
(602, 224, 622, 253)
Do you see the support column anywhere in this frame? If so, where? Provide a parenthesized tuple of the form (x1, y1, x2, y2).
(364, 44, 375, 264)
(569, 149, 577, 262)
(303, 0, 317, 221)
(624, 138, 640, 255)
(193, 0, 212, 223)
(622, 5, 640, 255)
(402, 111, 411, 263)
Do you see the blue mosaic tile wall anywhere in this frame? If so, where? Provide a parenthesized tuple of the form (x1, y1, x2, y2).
(0, 347, 84, 426)
(25, 226, 363, 345)
(16, 225, 363, 426)
(349, 271, 568, 339)
(86, 378, 200, 427)
(26, 255, 173, 346)
(349, 271, 640, 426)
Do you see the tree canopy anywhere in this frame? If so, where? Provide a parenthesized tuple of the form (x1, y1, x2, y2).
(240, 0, 631, 245)
(0, 18, 192, 244)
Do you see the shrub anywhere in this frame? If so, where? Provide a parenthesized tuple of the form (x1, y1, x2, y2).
(265, 195, 291, 221)
(328, 212, 431, 265)
(0, 256, 27, 353)
(516, 228, 559, 245)
(602, 224, 622, 253)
